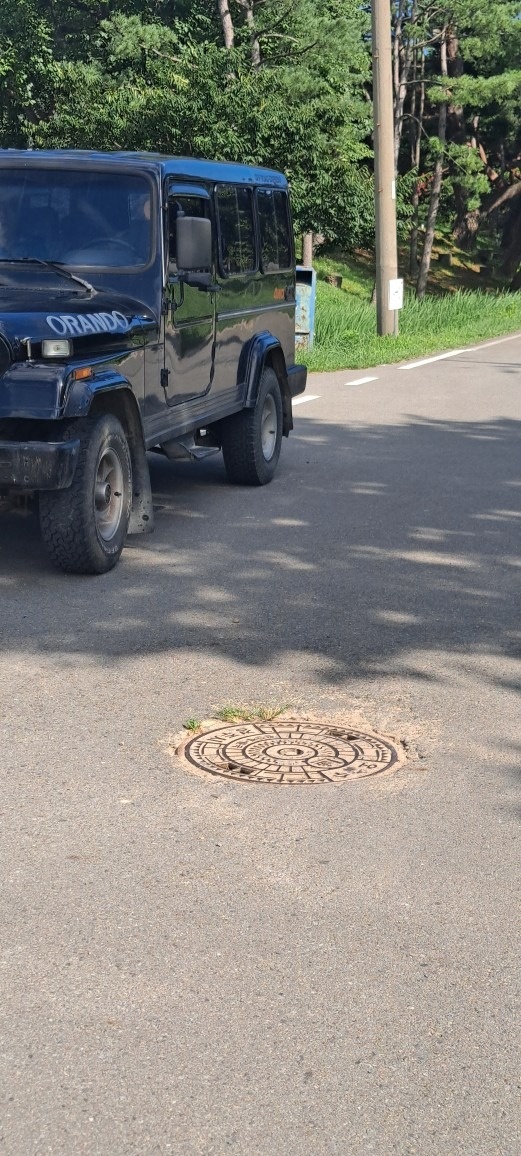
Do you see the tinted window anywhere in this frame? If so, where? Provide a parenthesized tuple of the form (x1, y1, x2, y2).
(168, 194, 210, 269)
(257, 189, 291, 272)
(217, 185, 256, 274)
(0, 168, 153, 268)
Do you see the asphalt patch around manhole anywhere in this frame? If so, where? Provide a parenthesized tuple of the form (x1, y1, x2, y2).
(176, 719, 405, 785)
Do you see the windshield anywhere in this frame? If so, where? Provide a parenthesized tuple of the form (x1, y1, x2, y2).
(0, 168, 153, 269)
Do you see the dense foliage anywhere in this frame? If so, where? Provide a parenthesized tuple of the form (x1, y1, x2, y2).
(1, 1, 521, 285)
(392, 1, 521, 290)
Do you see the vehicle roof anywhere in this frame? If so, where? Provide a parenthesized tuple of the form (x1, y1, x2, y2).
(0, 149, 288, 189)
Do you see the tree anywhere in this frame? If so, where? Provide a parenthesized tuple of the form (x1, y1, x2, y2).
(0, 1, 56, 144)
(391, 0, 521, 292)
(416, 23, 448, 299)
(4, 0, 521, 280)
(15, 0, 374, 250)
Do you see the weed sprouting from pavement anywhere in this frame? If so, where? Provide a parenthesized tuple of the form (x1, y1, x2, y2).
(183, 718, 202, 732)
(213, 703, 291, 723)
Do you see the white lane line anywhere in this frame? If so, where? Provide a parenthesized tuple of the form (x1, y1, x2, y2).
(344, 375, 378, 386)
(473, 331, 521, 350)
(293, 394, 320, 406)
(401, 330, 521, 370)
(401, 349, 465, 370)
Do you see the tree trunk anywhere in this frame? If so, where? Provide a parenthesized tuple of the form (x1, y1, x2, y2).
(393, 0, 417, 172)
(446, 23, 475, 247)
(482, 180, 521, 218)
(446, 25, 465, 143)
(500, 198, 521, 277)
(238, 0, 261, 68)
(217, 0, 235, 49)
(408, 46, 424, 275)
(409, 184, 420, 275)
(453, 209, 480, 249)
(393, 4, 405, 170)
(508, 258, 521, 291)
(416, 29, 448, 299)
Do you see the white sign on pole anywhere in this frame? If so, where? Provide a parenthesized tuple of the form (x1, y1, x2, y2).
(388, 277, 404, 310)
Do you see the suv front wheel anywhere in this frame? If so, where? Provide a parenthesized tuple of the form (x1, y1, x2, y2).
(40, 413, 132, 574)
(221, 367, 283, 485)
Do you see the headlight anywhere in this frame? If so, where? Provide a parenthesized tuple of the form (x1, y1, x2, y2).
(42, 338, 73, 358)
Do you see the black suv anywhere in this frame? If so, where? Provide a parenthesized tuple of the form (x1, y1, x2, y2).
(0, 151, 306, 573)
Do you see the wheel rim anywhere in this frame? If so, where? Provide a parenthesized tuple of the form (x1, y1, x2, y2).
(261, 393, 277, 461)
(94, 447, 125, 542)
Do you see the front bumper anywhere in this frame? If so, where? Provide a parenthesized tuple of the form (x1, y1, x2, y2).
(0, 438, 80, 491)
(288, 364, 307, 398)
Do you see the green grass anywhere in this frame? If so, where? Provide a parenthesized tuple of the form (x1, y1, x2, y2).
(213, 703, 290, 723)
(182, 704, 291, 733)
(183, 718, 202, 732)
(303, 245, 521, 371)
(302, 281, 521, 372)
(314, 252, 373, 299)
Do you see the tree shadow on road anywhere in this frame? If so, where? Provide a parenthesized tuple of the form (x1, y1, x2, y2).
(1, 414, 519, 692)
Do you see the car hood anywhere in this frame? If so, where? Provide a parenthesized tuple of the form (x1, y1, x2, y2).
(0, 286, 157, 357)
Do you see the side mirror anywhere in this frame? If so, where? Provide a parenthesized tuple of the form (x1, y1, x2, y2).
(176, 216, 212, 275)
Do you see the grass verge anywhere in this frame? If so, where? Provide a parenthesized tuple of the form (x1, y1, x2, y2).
(301, 282, 521, 372)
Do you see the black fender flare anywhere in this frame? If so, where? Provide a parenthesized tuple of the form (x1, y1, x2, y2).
(240, 332, 293, 436)
(63, 370, 154, 535)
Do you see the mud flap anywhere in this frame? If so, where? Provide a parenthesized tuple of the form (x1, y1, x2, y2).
(128, 434, 154, 535)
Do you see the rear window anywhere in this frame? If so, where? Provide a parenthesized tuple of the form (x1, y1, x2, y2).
(257, 189, 292, 272)
(216, 185, 256, 275)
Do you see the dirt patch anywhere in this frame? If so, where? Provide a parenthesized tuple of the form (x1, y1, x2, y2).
(167, 708, 418, 787)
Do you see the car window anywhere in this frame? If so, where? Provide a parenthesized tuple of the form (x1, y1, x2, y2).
(216, 185, 256, 275)
(257, 189, 292, 272)
(0, 168, 153, 268)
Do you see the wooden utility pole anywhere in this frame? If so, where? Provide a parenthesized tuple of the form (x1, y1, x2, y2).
(371, 0, 399, 335)
(302, 232, 313, 266)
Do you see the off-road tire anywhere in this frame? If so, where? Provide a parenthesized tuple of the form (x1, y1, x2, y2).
(39, 414, 132, 575)
(221, 367, 283, 485)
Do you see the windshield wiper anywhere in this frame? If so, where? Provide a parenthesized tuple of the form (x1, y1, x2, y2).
(0, 257, 94, 294)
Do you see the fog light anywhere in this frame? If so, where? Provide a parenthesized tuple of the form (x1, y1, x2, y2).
(42, 338, 72, 358)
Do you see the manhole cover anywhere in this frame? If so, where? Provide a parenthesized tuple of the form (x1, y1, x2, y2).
(183, 720, 403, 784)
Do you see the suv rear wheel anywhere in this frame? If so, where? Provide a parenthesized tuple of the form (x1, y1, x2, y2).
(221, 367, 283, 485)
(40, 414, 132, 574)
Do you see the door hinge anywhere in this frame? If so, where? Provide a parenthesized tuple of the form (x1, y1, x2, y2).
(160, 368, 170, 390)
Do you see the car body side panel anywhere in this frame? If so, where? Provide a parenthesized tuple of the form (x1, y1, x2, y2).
(212, 277, 294, 400)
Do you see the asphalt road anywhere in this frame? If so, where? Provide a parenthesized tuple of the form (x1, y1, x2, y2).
(1, 334, 520, 1155)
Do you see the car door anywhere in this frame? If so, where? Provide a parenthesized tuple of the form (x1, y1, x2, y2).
(162, 185, 216, 407)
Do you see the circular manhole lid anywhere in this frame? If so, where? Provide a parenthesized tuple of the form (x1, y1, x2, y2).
(182, 720, 403, 784)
